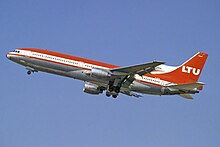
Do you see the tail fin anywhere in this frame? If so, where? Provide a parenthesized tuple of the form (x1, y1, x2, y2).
(161, 52, 208, 83)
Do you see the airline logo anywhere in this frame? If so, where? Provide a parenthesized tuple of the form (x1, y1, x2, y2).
(182, 66, 200, 75)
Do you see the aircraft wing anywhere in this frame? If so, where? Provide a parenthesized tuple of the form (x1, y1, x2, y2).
(111, 61, 165, 75)
(167, 82, 205, 91)
(106, 61, 164, 90)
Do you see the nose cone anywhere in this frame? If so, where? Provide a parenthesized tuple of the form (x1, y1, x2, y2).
(6, 53, 11, 59)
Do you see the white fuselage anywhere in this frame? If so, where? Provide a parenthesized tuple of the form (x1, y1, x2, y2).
(7, 48, 198, 97)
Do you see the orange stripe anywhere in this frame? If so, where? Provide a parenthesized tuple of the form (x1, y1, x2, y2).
(19, 48, 119, 69)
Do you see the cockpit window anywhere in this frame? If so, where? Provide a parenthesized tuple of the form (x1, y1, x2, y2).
(14, 50, 20, 53)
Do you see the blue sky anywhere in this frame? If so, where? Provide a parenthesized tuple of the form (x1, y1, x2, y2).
(1, 0, 220, 146)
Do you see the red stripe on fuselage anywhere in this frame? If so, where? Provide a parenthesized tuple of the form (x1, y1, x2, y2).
(19, 48, 119, 69)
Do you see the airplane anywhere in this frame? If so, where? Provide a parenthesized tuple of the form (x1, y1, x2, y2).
(6, 48, 208, 99)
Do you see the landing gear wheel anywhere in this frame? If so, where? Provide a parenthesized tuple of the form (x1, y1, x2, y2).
(112, 95, 117, 98)
(106, 93, 111, 97)
(27, 71, 31, 75)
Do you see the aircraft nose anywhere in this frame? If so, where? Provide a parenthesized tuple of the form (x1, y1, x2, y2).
(6, 53, 10, 59)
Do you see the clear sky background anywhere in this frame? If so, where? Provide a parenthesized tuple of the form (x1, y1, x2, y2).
(1, 0, 220, 146)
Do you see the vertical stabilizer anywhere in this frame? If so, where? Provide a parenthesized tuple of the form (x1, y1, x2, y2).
(156, 52, 208, 84)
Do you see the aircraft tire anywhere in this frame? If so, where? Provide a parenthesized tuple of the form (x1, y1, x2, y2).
(27, 71, 31, 75)
(106, 93, 111, 97)
(112, 95, 117, 98)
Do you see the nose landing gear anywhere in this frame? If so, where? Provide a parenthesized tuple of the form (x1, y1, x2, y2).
(25, 67, 37, 75)
(27, 70, 32, 75)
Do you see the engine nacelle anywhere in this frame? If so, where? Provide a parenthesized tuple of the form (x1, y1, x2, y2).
(83, 83, 102, 95)
(90, 68, 111, 79)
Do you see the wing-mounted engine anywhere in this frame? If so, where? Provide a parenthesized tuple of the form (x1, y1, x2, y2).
(90, 68, 111, 79)
(83, 83, 103, 95)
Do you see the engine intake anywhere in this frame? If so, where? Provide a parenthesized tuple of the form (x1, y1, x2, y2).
(83, 83, 103, 95)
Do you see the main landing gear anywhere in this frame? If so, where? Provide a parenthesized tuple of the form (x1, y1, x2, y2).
(106, 91, 118, 98)
(106, 80, 121, 98)
(112, 95, 117, 98)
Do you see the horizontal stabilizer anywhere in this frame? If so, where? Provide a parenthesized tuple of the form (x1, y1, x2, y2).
(121, 90, 143, 98)
(179, 94, 193, 99)
(167, 82, 205, 91)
